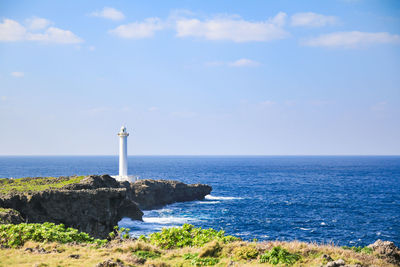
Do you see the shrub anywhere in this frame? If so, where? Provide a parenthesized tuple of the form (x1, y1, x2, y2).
(109, 226, 131, 240)
(139, 224, 239, 249)
(233, 245, 259, 261)
(0, 222, 107, 248)
(133, 250, 161, 260)
(198, 241, 221, 258)
(182, 253, 219, 266)
(259, 246, 300, 265)
(341, 246, 373, 254)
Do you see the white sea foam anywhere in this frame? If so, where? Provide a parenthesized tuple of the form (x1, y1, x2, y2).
(194, 201, 221, 204)
(299, 227, 312, 231)
(205, 195, 243, 200)
(154, 208, 173, 213)
(143, 216, 197, 224)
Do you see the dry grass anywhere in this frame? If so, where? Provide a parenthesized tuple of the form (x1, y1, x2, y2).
(0, 239, 397, 267)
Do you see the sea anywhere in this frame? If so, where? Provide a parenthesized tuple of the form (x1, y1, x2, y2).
(0, 156, 399, 246)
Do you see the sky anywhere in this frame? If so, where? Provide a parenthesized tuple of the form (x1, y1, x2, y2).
(0, 0, 400, 155)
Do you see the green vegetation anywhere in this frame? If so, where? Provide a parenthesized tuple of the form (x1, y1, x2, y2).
(0, 222, 107, 248)
(233, 245, 259, 260)
(133, 250, 161, 260)
(198, 241, 222, 258)
(0, 208, 13, 213)
(341, 245, 373, 254)
(109, 225, 131, 240)
(183, 253, 219, 266)
(0, 176, 85, 194)
(138, 223, 240, 249)
(259, 246, 301, 265)
(0, 223, 395, 267)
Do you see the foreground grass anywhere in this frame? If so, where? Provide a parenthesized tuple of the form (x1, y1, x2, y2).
(0, 176, 85, 194)
(0, 223, 396, 266)
(0, 239, 395, 267)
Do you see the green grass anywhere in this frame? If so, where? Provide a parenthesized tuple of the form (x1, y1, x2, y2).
(0, 176, 85, 194)
(0, 208, 13, 213)
(133, 250, 161, 260)
(183, 253, 219, 266)
(259, 246, 301, 265)
(341, 246, 373, 254)
(138, 223, 240, 249)
(0, 224, 396, 267)
(233, 245, 259, 261)
(0, 222, 107, 248)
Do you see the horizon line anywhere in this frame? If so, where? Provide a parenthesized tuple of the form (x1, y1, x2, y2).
(0, 154, 399, 157)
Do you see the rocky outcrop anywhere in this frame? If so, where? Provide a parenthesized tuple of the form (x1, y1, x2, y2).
(0, 186, 142, 239)
(0, 208, 24, 224)
(128, 179, 212, 209)
(368, 239, 400, 266)
(0, 175, 212, 238)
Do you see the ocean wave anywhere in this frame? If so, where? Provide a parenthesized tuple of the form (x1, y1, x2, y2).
(299, 227, 312, 231)
(143, 216, 198, 224)
(205, 195, 243, 200)
(153, 208, 173, 213)
(193, 200, 221, 204)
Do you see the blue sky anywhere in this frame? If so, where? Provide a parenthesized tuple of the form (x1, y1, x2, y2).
(0, 0, 399, 155)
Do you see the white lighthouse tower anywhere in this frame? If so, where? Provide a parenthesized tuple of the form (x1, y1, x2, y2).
(113, 126, 136, 182)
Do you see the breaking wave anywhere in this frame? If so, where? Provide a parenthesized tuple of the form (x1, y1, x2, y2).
(143, 216, 197, 224)
(205, 195, 243, 200)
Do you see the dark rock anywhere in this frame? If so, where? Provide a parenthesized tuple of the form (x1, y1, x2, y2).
(24, 247, 34, 252)
(0, 208, 24, 224)
(325, 259, 345, 267)
(128, 255, 146, 264)
(128, 179, 212, 209)
(322, 254, 333, 262)
(0, 175, 143, 238)
(95, 259, 126, 267)
(24, 247, 48, 254)
(0, 175, 212, 239)
(368, 239, 400, 266)
(69, 254, 80, 259)
(62, 175, 120, 190)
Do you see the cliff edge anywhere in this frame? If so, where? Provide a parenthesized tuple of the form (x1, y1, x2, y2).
(0, 175, 212, 238)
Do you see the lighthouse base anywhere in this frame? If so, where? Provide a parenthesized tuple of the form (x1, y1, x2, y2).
(112, 175, 138, 183)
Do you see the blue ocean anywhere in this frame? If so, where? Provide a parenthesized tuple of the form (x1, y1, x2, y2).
(0, 156, 399, 246)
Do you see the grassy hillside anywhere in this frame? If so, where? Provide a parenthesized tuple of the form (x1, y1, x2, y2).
(0, 176, 85, 194)
(0, 223, 396, 267)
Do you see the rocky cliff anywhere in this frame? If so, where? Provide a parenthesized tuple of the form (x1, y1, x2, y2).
(128, 179, 213, 209)
(0, 175, 212, 238)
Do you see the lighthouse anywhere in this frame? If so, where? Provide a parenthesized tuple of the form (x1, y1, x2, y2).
(113, 126, 136, 182)
(118, 126, 129, 177)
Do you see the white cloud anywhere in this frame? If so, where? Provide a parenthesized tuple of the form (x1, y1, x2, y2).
(27, 27, 83, 44)
(1, 96, 7, 101)
(302, 31, 400, 48)
(90, 7, 125, 21)
(11, 72, 24, 77)
(26, 17, 52, 30)
(0, 19, 26, 41)
(110, 18, 164, 39)
(0, 18, 83, 44)
(89, 45, 96, 51)
(228, 58, 260, 67)
(291, 12, 338, 27)
(206, 58, 260, 67)
(176, 12, 289, 42)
